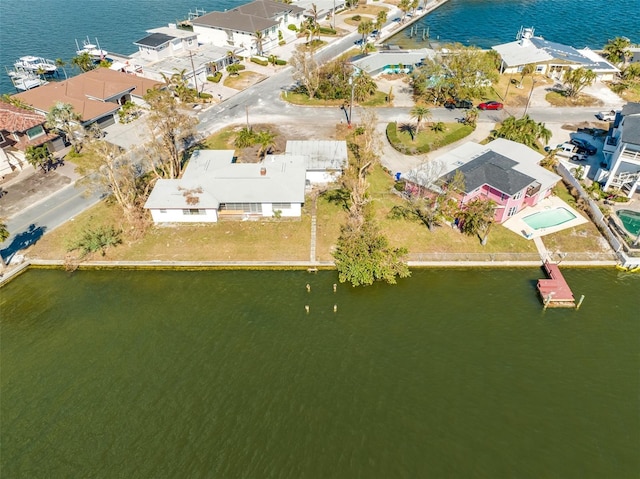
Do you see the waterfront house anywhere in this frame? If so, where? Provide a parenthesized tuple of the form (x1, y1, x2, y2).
(134, 26, 199, 63)
(284, 140, 348, 184)
(192, 0, 304, 56)
(0, 100, 63, 176)
(144, 149, 306, 223)
(13, 69, 163, 129)
(602, 102, 640, 198)
(350, 48, 435, 76)
(405, 138, 561, 224)
(492, 28, 619, 81)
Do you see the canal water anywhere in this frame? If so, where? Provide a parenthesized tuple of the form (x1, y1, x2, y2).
(1, 268, 638, 477)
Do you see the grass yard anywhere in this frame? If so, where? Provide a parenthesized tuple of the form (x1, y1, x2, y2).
(491, 74, 553, 107)
(388, 121, 474, 154)
(224, 71, 267, 90)
(546, 90, 602, 107)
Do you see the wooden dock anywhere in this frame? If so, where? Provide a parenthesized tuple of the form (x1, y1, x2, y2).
(537, 260, 576, 308)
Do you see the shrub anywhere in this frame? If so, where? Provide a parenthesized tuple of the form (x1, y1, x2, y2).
(275, 59, 287, 65)
(288, 24, 298, 31)
(351, 15, 361, 21)
(236, 64, 246, 71)
(207, 72, 222, 83)
(199, 92, 213, 100)
(279, 40, 286, 46)
(67, 226, 122, 258)
(432, 125, 474, 149)
(251, 57, 269, 66)
(393, 180, 406, 192)
(319, 27, 337, 35)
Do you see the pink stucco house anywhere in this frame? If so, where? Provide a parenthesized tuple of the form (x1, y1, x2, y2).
(405, 138, 561, 224)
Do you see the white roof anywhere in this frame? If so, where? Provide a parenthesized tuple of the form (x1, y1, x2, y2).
(145, 150, 307, 210)
(147, 26, 198, 39)
(350, 49, 435, 74)
(492, 41, 553, 68)
(284, 140, 348, 170)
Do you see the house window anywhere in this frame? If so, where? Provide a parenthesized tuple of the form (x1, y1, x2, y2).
(273, 203, 291, 209)
(160, 209, 167, 214)
(182, 209, 206, 215)
(507, 206, 518, 217)
(536, 65, 544, 73)
(26, 125, 45, 140)
(513, 191, 523, 200)
(500, 192, 508, 201)
(220, 203, 262, 213)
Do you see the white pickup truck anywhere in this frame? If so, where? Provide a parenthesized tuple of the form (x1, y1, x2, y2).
(554, 143, 589, 161)
(596, 110, 616, 121)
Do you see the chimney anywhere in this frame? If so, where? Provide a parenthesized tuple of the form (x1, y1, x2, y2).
(260, 167, 266, 176)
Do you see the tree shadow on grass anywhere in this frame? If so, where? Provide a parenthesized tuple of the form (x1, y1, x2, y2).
(398, 123, 416, 141)
(321, 188, 351, 211)
(0, 224, 47, 265)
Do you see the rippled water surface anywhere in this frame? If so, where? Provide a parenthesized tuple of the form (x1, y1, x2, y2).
(1, 268, 638, 477)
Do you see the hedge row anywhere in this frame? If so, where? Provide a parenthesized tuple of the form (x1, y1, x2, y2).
(207, 72, 222, 83)
(251, 57, 269, 66)
(319, 27, 337, 35)
(386, 122, 474, 156)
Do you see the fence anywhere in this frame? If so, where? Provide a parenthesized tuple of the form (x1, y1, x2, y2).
(407, 251, 617, 262)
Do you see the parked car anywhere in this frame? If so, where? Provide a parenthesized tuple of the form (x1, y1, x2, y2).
(477, 101, 503, 110)
(444, 98, 473, 109)
(569, 138, 597, 155)
(554, 143, 589, 161)
(596, 110, 616, 121)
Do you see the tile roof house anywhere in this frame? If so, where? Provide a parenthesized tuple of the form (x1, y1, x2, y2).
(492, 28, 619, 81)
(603, 102, 640, 198)
(144, 149, 307, 223)
(14, 68, 163, 129)
(192, 0, 304, 56)
(0, 100, 63, 176)
(405, 138, 561, 224)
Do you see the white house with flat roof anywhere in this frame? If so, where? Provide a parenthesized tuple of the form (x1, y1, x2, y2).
(144, 149, 306, 223)
(193, 0, 304, 56)
(350, 48, 435, 76)
(602, 102, 640, 198)
(134, 26, 199, 63)
(284, 140, 348, 184)
(492, 28, 619, 81)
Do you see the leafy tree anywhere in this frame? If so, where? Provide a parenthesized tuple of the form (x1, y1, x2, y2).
(25, 145, 52, 172)
(290, 47, 320, 99)
(67, 225, 122, 258)
(410, 0, 419, 14)
(603, 37, 632, 66)
(334, 219, 410, 286)
(144, 88, 199, 179)
(492, 114, 551, 150)
(457, 197, 496, 245)
(71, 51, 95, 72)
(563, 67, 596, 97)
(410, 104, 431, 134)
(45, 102, 83, 151)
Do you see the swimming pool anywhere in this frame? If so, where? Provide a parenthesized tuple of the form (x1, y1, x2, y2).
(523, 207, 577, 230)
(616, 209, 640, 236)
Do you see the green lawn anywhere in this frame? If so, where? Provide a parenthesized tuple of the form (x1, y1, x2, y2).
(388, 122, 474, 155)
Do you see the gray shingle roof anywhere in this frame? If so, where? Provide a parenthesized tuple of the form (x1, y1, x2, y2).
(193, 10, 278, 33)
(134, 33, 175, 48)
(621, 102, 640, 117)
(234, 0, 303, 17)
(449, 150, 536, 196)
(621, 115, 640, 146)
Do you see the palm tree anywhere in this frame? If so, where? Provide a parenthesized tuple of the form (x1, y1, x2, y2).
(463, 108, 479, 128)
(603, 37, 631, 66)
(25, 145, 52, 172)
(234, 127, 255, 148)
(410, 0, 419, 14)
(410, 104, 431, 135)
(398, 0, 411, 21)
(45, 102, 83, 150)
(55, 58, 68, 79)
(255, 130, 277, 159)
(492, 115, 551, 150)
(71, 51, 95, 72)
(376, 11, 387, 36)
(253, 30, 265, 56)
(358, 20, 374, 50)
(563, 67, 596, 97)
(518, 63, 535, 87)
(310, 3, 321, 41)
(0, 220, 8, 272)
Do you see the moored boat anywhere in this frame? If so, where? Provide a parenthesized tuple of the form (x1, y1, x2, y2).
(13, 56, 57, 75)
(6, 67, 48, 91)
(75, 37, 108, 61)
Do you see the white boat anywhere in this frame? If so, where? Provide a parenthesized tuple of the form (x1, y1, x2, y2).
(13, 56, 57, 75)
(7, 67, 48, 91)
(75, 37, 108, 61)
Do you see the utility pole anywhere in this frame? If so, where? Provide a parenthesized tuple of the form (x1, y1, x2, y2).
(348, 75, 354, 128)
(524, 79, 537, 116)
(188, 50, 199, 98)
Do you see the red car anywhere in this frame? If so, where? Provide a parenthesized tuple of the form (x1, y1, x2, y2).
(477, 101, 504, 111)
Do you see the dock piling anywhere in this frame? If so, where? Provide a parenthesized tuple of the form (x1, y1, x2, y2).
(576, 295, 585, 310)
